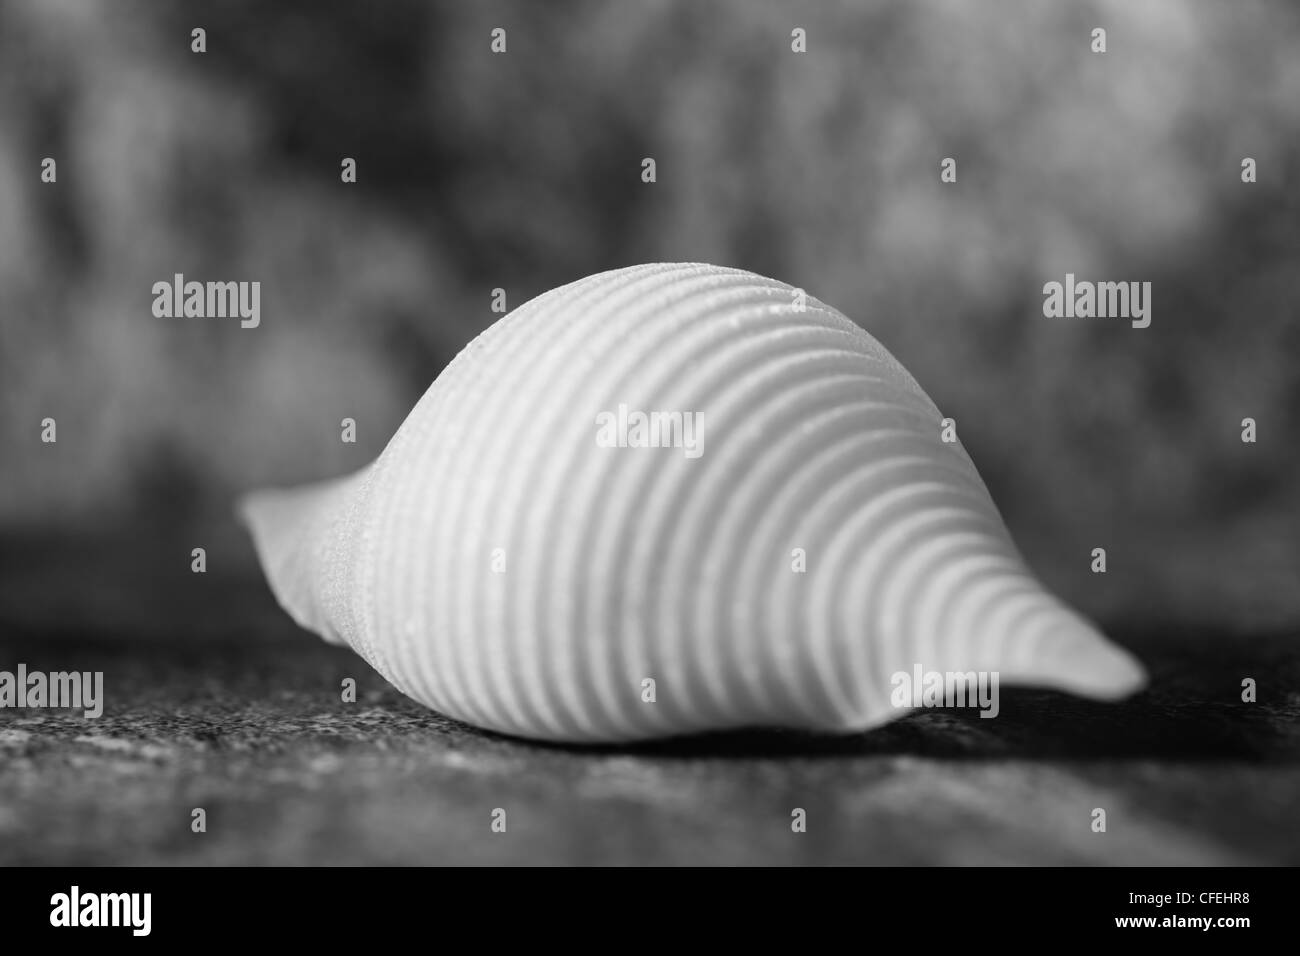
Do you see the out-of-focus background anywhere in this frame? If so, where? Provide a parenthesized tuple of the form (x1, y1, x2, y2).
(1, 0, 1299, 868)
(2, 0, 1297, 633)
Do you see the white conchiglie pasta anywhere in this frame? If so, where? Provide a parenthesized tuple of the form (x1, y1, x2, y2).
(240, 263, 1145, 743)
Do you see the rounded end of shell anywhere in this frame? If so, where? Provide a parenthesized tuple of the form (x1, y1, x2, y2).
(235, 475, 364, 646)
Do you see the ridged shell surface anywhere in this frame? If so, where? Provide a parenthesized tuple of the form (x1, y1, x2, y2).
(241, 262, 1145, 743)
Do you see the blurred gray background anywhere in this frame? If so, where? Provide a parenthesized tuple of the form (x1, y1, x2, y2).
(1, 0, 1298, 633)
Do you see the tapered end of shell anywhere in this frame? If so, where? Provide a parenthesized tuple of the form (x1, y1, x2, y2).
(967, 598, 1149, 702)
(848, 561, 1149, 732)
(1006, 611, 1147, 700)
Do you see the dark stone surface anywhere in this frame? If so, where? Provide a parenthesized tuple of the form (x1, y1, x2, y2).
(0, 527, 1297, 865)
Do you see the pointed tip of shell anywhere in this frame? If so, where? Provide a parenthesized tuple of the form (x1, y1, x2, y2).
(1007, 613, 1147, 701)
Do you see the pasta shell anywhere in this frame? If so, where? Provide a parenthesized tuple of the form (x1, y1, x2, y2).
(239, 262, 1145, 742)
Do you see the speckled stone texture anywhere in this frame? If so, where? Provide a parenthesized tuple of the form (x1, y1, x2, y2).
(0, 527, 1297, 865)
